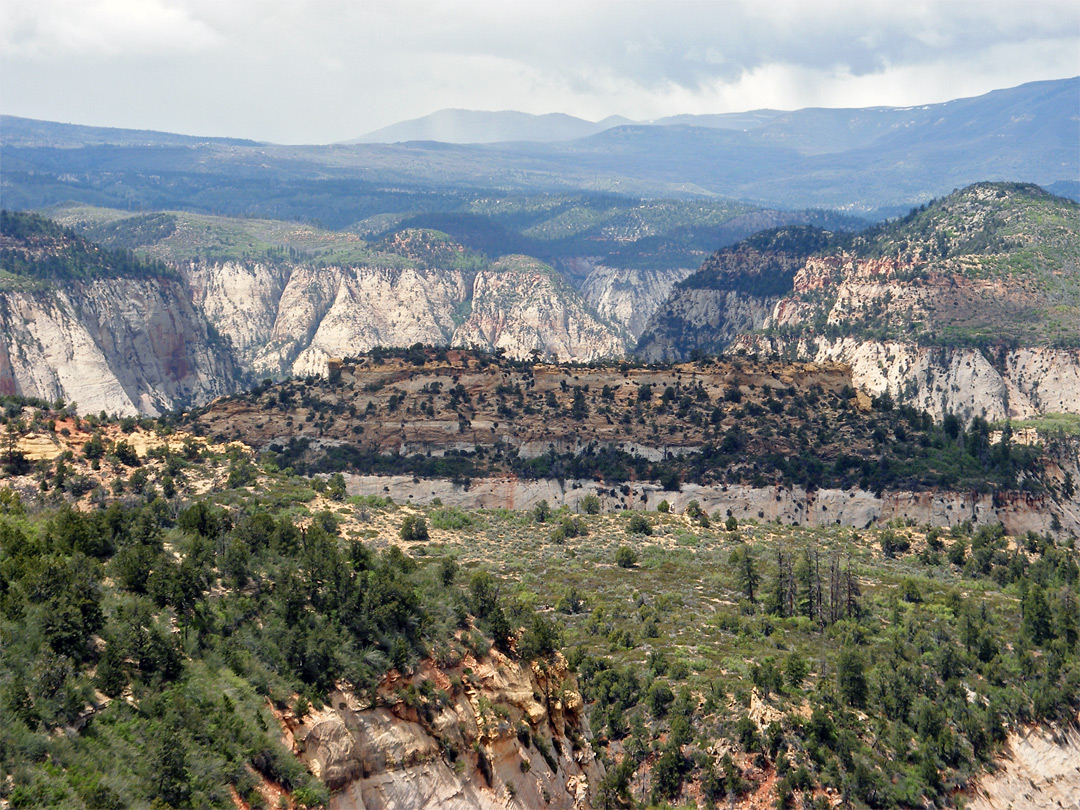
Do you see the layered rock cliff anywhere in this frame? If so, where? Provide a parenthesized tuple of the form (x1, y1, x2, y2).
(281, 652, 601, 810)
(3, 212, 629, 413)
(733, 336, 1080, 422)
(635, 226, 833, 363)
(637, 183, 1080, 419)
(579, 264, 694, 342)
(0, 278, 236, 416)
(454, 256, 625, 361)
(186, 252, 623, 377)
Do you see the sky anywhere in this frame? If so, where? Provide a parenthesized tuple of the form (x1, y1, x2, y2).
(1, 0, 1078, 144)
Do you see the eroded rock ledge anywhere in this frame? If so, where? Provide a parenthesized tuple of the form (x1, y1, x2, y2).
(278, 652, 601, 810)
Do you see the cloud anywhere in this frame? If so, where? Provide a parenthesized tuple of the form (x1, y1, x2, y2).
(1, 0, 221, 58)
(0, 0, 1076, 142)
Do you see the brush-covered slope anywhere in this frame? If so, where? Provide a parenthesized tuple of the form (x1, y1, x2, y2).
(0, 211, 237, 415)
(3, 396, 1077, 809)
(638, 183, 1080, 421)
(0, 403, 599, 810)
(185, 348, 1080, 536)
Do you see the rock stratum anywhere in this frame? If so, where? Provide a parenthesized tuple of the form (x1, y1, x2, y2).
(637, 183, 1080, 422)
(0, 212, 237, 415)
(1, 213, 628, 413)
(188, 349, 1080, 537)
(4, 183, 1077, 431)
(279, 653, 599, 810)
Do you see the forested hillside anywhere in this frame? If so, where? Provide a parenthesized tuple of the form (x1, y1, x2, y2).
(0, 394, 1077, 808)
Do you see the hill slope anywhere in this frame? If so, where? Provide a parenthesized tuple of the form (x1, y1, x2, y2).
(348, 109, 634, 144)
(0, 212, 237, 415)
(637, 183, 1080, 421)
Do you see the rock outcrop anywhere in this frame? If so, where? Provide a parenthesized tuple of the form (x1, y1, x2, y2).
(734, 336, 1080, 422)
(0, 279, 236, 416)
(635, 225, 832, 363)
(281, 652, 601, 810)
(342, 472, 1080, 538)
(966, 724, 1080, 810)
(636, 184, 1080, 419)
(452, 256, 625, 362)
(186, 254, 624, 378)
(579, 264, 694, 343)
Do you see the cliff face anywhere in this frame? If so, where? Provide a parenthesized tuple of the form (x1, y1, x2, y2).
(636, 287, 778, 363)
(183, 260, 291, 370)
(185, 254, 625, 379)
(4, 213, 632, 413)
(966, 725, 1080, 810)
(735, 336, 1080, 422)
(454, 256, 625, 362)
(579, 264, 694, 343)
(635, 227, 832, 363)
(0, 279, 235, 415)
(341, 472, 1080, 539)
(281, 652, 600, 810)
(637, 184, 1080, 418)
(259, 264, 470, 378)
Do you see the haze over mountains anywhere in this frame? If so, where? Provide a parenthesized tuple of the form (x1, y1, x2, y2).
(2, 77, 1076, 217)
(350, 77, 1075, 155)
(348, 110, 637, 144)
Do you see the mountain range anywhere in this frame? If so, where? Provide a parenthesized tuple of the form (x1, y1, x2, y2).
(347, 109, 637, 144)
(2, 77, 1075, 217)
(2, 74, 1080, 810)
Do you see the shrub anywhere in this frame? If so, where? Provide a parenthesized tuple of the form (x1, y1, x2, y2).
(627, 514, 652, 536)
(532, 500, 552, 524)
(399, 514, 429, 541)
(551, 516, 588, 544)
(580, 494, 601, 514)
(615, 546, 638, 568)
(430, 507, 476, 530)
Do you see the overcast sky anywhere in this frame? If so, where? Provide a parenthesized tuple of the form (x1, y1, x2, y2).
(1, 0, 1077, 144)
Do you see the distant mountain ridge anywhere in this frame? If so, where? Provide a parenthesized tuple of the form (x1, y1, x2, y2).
(347, 109, 636, 144)
(347, 77, 1078, 156)
(0, 115, 261, 148)
(3, 78, 1075, 216)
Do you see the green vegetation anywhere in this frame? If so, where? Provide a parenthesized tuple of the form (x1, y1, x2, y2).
(0, 412, 565, 809)
(433, 506, 1079, 810)
(238, 351, 1051, 497)
(0, 393, 1077, 809)
(1004, 412, 1080, 438)
(0, 210, 176, 283)
(646, 183, 1080, 355)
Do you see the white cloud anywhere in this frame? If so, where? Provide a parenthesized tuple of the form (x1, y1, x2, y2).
(1, 0, 221, 58)
(0, 0, 1076, 142)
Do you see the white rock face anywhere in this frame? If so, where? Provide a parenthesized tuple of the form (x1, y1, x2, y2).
(737, 335, 1080, 422)
(579, 264, 694, 342)
(0, 280, 235, 416)
(344, 470, 1080, 537)
(636, 288, 779, 362)
(967, 725, 1080, 810)
(277, 265, 470, 377)
(183, 260, 290, 368)
(451, 257, 625, 362)
(186, 257, 625, 379)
